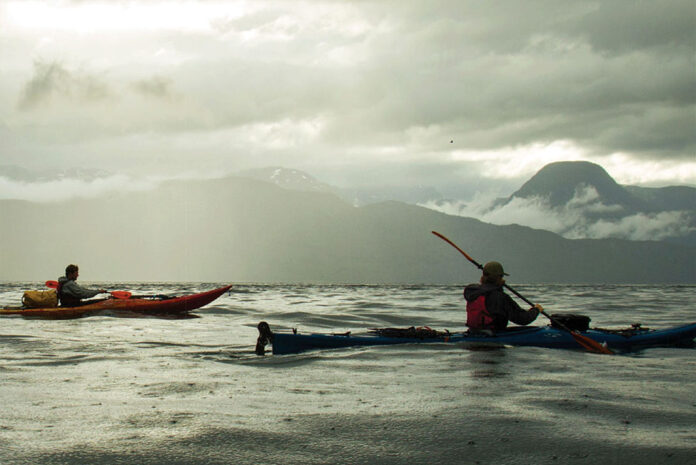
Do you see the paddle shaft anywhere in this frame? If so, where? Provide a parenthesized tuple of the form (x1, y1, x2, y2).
(431, 231, 613, 354)
(503, 284, 571, 331)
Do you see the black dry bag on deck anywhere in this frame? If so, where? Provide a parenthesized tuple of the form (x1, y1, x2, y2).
(549, 314, 591, 331)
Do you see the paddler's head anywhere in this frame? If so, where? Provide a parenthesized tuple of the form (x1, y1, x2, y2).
(65, 264, 79, 281)
(481, 261, 508, 285)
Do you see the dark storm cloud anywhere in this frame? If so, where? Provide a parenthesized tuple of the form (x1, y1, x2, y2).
(131, 76, 176, 99)
(317, 0, 696, 159)
(160, 0, 691, 162)
(570, 0, 696, 54)
(18, 61, 111, 110)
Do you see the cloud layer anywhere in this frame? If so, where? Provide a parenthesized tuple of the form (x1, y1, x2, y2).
(0, 0, 694, 188)
(0, 174, 157, 202)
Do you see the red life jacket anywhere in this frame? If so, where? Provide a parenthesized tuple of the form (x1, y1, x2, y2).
(466, 295, 495, 330)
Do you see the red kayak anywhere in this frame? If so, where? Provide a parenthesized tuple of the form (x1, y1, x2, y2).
(0, 285, 232, 318)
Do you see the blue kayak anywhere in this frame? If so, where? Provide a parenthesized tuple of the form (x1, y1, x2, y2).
(255, 322, 696, 355)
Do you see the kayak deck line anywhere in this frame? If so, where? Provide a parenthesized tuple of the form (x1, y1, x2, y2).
(255, 321, 696, 356)
(0, 284, 233, 319)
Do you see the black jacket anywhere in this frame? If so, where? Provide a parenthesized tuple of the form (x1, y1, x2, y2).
(463, 283, 539, 330)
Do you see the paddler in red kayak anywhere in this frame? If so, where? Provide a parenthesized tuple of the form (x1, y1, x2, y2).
(463, 261, 542, 331)
(57, 264, 107, 307)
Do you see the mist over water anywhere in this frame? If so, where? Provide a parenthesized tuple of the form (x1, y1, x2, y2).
(1, 283, 695, 464)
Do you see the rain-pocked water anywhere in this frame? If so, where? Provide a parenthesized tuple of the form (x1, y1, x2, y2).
(1, 283, 695, 464)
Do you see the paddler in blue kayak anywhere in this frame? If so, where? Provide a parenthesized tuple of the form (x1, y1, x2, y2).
(57, 264, 107, 307)
(463, 261, 542, 331)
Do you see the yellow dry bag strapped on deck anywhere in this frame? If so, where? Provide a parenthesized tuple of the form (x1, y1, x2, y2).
(22, 289, 58, 308)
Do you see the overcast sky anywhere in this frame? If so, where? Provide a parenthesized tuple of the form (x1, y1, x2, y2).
(1, 0, 694, 198)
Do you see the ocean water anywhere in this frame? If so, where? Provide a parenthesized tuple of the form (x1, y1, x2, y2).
(1, 283, 695, 465)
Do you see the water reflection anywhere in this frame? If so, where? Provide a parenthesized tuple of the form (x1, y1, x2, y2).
(466, 345, 510, 379)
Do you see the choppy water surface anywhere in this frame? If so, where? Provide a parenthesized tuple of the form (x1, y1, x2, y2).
(1, 283, 695, 464)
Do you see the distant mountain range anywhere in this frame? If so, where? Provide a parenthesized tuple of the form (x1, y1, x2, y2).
(236, 166, 443, 206)
(624, 185, 696, 212)
(236, 167, 335, 194)
(3, 161, 694, 247)
(0, 174, 693, 283)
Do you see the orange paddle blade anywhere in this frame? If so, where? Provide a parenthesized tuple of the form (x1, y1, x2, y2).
(571, 331, 613, 354)
(431, 231, 482, 268)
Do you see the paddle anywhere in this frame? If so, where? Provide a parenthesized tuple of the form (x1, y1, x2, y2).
(45, 281, 132, 300)
(431, 231, 613, 355)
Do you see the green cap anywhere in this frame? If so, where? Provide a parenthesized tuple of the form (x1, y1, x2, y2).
(482, 261, 509, 277)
